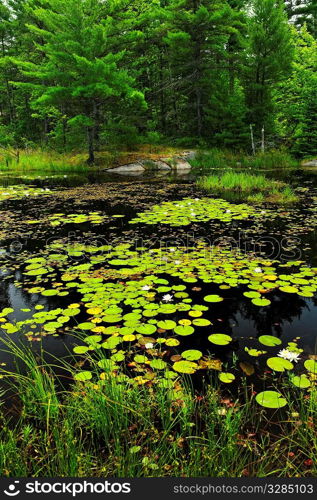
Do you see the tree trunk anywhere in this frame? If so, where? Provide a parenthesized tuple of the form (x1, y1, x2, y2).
(196, 88, 202, 137)
(87, 126, 95, 164)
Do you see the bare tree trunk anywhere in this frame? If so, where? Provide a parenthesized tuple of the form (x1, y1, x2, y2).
(250, 124, 255, 155)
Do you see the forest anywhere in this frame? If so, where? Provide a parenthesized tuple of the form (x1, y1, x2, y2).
(0, 0, 316, 162)
(0, 0, 316, 482)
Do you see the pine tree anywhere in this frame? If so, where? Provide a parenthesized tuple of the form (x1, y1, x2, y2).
(274, 26, 317, 152)
(164, 0, 245, 142)
(13, 0, 145, 162)
(245, 0, 293, 140)
(296, 88, 317, 156)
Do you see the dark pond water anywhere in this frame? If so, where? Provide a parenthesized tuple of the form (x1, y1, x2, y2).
(0, 166, 316, 399)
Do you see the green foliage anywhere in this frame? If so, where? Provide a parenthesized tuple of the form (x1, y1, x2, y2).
(0, 340, 315, 477)
(0, 0, 315, 158)
(197, 171, 298, 204)
(12, 0, 146, 163)
(275, 26, 317, 156)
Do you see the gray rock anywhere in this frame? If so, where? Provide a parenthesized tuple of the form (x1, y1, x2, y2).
(160, 156, 192, 170)
(172, 157, 192, 170)
(139, 159, 171, 170)
(180, 150, 196, 160)
(302, 159, 317, 167)
(106, 162, 145, 173)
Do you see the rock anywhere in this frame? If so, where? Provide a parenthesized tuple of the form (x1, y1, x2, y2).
(139, 159, 171, 170)
(302, 159, 317, 167)
(161, 157, 191, 170)
(105, 162, 145, 173)
(181, 150, 196, 160)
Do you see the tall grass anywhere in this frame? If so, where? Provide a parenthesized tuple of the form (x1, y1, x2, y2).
(197, 171, 299, 204)
(0, 150, 89, 173)
(0, 340, 315, 477)
(191, 149, 298, 171)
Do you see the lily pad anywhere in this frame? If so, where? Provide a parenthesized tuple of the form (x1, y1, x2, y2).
(267, 357, 294, 372)
(255, 390, 288, 408)
(208, 333, 232, 346)
(258, 335, 282, 347)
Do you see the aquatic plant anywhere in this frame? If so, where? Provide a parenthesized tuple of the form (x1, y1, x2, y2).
(129, 197, 265, 226)
(0, 185, 52, 202)
(25, 211, 116, 226)
(197, 172, 298, 204)
(0, 239, 316, 391)
(0, 340, 315, 477)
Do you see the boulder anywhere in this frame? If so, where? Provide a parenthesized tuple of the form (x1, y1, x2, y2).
(181, 150, 196, 160)
(302, 159, 317, 167)
(105, 162, 145, 173)
(139, 159, 171, 170)
(161, 156, 192, 170)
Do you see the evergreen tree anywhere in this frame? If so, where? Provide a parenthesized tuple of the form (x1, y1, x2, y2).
(164, 0, 245, 142)
(245, 0, 293, 141)
(275, 26, 316, 150)
(13, 0, 145, 162)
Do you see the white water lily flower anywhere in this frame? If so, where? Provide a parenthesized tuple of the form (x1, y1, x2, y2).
(277, 349, 300, 363)
(169, 248, 176, 252)
(174, 260, 181, 265)
(142, 285, 151, 291)
(254, 267, 262, 273)
(226, 209, 231, 213)
(145, 343, 154, 349)
(162, 294, 173, 302)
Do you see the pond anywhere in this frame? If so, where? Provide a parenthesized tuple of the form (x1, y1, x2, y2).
(0, 167, 316, 405)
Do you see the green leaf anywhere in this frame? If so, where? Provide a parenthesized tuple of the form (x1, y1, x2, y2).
(266, 357, 293, 372)
(204, 294, 223, 303)
(219, 372, 235, 383)
(181, 349, 202, 361)
(74, 371, 92, 382)
(173, 360, 198, 374)
(174, 325, 194, 336)
(255, 391, 287, 409)
(208, 333, 232, 345)
(291, 375, 311, 389)
(304, 359, 317, 374)
(252, 298, 271, 307)
(157, 320, 177, 330)
(149, 359, 167, 370)
(258, 335, 282, 347)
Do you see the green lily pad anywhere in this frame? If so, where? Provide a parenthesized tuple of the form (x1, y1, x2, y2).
(74, 371, 92, 382)
(255, 390, 288, 408)
(174, 325, 195, 336)
(258, 335, 282, 347)
(291, 375, 311, 389)
(172, 360, 198, 374)
(267, 357, 294, 372)
(157, 320, 177, 330)
(219, 372, 235, 383)
(181, 349, 202, 361)
(252, 298, 271, 307)
(204, 294, 223, 303)
(208, 333, 232, 345)
(304, 359, 317, 374)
